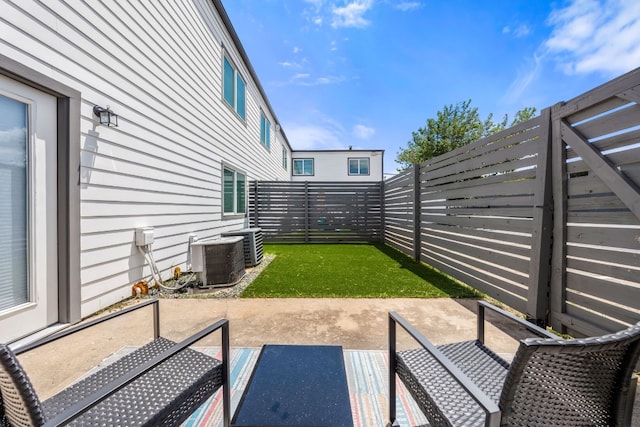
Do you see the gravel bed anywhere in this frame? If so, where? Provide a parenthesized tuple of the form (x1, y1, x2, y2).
(156, 253, 275, 299)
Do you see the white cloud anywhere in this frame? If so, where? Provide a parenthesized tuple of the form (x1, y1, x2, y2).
(312, 75, 346, 85)
(503, 53, 543, 104)
(331, 0, 374, 28)
(503, 23, 532, 38)
(394, 2, 421, 12)
(292, 73, 311, 80)
(353, 124, 376, 139)
(285, 111, 349, 150)
(278, 73, 346, 86)
(293, 46, 303, 54)
(544, 0, 640, 76)
(505, 0, 640, 104)
(286, 125, 345, 150)
(514, 24, 531, 38)
(302, 0, 326, 27)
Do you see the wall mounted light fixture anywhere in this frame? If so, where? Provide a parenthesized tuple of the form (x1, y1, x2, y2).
(93, 105, 119, 127)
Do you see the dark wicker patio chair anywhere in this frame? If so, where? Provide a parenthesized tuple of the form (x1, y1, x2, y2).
(389, 300, 640, 427)
(0, 299, 230, 427)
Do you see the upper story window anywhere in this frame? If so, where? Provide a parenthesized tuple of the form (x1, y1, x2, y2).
(260, 112, 271, 149)
(349, 158, 370, 176)
(282, 146, 288, 170)
(223, 165, 246, 216)
(293, 158, 314, 176)
(223, 55, 246, 120)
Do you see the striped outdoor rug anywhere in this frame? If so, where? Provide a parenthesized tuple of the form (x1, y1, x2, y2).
(181, 347, 428, 427)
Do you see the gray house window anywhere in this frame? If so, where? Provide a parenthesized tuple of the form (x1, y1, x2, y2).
(223, 166, 246, 215)
(349, 158, 370, 176)
(293, 159, 314, 176)
(260, 112, 270, 149)
(223, 55, 246, 120)
(282, 147, 288, 170)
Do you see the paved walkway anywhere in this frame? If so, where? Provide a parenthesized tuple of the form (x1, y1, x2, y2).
(16, 298, 640, 425)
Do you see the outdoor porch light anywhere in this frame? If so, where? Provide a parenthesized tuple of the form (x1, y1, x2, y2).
(93, 105, 118, 127)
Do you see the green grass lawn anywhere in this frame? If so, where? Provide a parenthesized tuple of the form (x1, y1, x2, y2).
(241, 243, 481, 298)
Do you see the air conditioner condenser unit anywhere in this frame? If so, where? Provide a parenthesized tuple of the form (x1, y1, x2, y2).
(221, 227, 263, 267)
(190, 236, 245, 287)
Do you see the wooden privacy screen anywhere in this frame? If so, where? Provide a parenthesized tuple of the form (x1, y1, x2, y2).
(384, 115, 550, 322)
(381, 68, 640, 336)
(550, 70, 640, 336)
(249, 181, 382, 243)
(250, 68, 640, 337)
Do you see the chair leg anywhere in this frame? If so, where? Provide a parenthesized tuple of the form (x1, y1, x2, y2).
(624, 374, 637, 427)
(222, 322, 231, 427)
(389, 314, 397, 426)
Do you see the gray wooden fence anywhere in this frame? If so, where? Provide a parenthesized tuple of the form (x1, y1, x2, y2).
(384, 67, 640, 337)
(247, 68, 640, 337)
(249, 181, 382, 243)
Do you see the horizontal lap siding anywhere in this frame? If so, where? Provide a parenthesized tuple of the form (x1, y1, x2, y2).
(1, 0, 290, 316)
(552, 75, 640, 335)
(251, 182, 382, 243)
(418, 120, 542, 314)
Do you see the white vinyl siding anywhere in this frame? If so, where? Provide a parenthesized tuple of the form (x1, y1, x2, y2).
(0, 0, 290, 317)
(291, 151, 383, 181)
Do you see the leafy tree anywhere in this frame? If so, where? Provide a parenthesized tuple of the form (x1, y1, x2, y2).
(396, 100, 536, 170)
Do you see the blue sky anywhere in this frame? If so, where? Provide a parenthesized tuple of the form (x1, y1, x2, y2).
(222, 0, 640, 175)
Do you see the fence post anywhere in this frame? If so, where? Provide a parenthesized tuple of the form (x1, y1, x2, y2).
(527, 108, 554, 327)
(252, 180, 259, 228)
(380, 181, 386, 243)
(413, 164, 421, 262)
(549, 102, 568, 333)
(304, 181, 310, 243)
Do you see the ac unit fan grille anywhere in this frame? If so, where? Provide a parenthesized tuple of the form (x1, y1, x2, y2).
(221, 228, 263, 267)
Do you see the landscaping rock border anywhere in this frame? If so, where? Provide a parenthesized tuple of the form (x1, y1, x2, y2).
(156, 253, 275, 299)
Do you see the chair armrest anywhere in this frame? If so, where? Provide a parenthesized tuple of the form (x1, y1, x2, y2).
(477, 301, 557, 344)
(389, 311, 500, 427)
(14, 299, 160, 355)
(42, 318, 230, 427)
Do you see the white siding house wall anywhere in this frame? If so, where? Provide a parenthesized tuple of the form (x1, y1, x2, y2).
(291, 150, 384, 182)
(0, 0, 290, 317)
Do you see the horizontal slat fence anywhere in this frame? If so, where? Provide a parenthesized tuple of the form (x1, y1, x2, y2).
(549, 69, 640, 336)
(250, 181, 382, 243)
(250, 68, 640, 337)
(383, 169, 416, 257)
(382, 67, 640, 336)
(385, 116, 549, 318)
